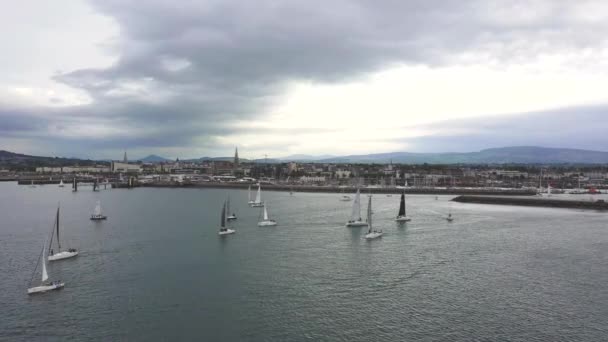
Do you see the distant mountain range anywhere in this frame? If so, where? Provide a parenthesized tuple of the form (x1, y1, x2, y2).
(290, 147, 608, 164)
(4, 146, 608, 169)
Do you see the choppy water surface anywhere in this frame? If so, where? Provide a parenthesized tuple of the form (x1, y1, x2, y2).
(1, 182, 607, 341)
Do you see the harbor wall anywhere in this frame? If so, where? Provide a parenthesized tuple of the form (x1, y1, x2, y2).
(453, 195, 608, 210)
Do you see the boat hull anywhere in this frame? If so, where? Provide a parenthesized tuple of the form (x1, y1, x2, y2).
(218, 229, 236, 235)
(258, 220, 277, 227)
(90, 215, 107, 220)
(346, 221, 368, 227)
(250, 202, 264, 207)
(340, 197, 352, 202)
(227, 216, 237, 221)
(365, 231, 383, 239)
(395, 216, 411, 222)
(48, 251, 78, 261)
(446, 218, 454, 222)
(27, 282, 65, 294)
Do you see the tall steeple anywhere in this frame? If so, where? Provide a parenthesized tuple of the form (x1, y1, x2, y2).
(123, 150, 128, 163)
(234, 147, 239, 167)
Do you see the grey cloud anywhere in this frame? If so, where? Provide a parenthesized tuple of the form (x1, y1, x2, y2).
(403, 105, 608, 152)
(5, 0, 608, 157)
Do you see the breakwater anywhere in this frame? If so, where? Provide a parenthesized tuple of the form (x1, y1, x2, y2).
(141, 182, 535, 196)
(453, 195, 608, 210)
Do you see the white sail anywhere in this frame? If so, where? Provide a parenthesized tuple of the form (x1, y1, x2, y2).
(255, 185, 262, 203)
(248, 185, 252, 202)
(350, 189, 361, 221)
(41, 249, 48, 282)
(94, 201, 102, 216)
(263, 206, 269, 221)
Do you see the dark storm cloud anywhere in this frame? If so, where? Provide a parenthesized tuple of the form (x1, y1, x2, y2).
(4, 0, 608, 156)
(403, 105, 608, 152)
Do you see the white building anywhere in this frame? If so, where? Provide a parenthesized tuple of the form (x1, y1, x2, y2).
(111, 162, 142, 173)
(299, 175, 326, 183)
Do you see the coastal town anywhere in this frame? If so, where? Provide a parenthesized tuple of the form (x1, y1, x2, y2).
(2, 148, 607, 193)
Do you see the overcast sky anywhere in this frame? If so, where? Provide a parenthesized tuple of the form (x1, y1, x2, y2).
(2, 0, 608, 160)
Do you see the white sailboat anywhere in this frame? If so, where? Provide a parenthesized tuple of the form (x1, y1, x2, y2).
(364, 196, 383, 239)
(27, 242, 64, 294)
(257, 205, 277, 226)
(250, 184, 264, 207)
(339, 188, 352, 201)
(395, 192, 411, 222)
(48, 206, 78, 261)
(58, 179, 64, 187)
(346, 189, 368, 227)
(247, 185, 254, 205)
(226, 197, 237, 220)
(90, 200, 107, 220)
(218, 201, 236, 235)
(29, 180, 36, 188)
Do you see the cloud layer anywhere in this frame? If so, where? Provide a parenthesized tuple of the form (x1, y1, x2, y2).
(2, 0, 608, 158)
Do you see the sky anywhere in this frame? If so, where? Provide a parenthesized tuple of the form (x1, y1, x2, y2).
(1, 0, 608, 160)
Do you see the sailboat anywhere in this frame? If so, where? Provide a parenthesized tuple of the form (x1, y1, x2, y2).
(27, 242, 64, 294)
(93, 178, 99, 192)
(247, 185, 254, 205)
(48, 206, 78, 261)
(29, 180, 36, 188)
(346, 189, 368, 227)
(72, 178, 78, 192)
(250, 184, 264, 207)
(226, 197, 237, 220)
(395, 192, 411, 222)
(218, 201, 236, 235)
(364, 196, 383, 239)
(339, 188, 352, 201)
(446, 212, 454, 222)
(58, 179, 64, 187)
(257, 205, 277, 226)
(90, 200, 107, 220)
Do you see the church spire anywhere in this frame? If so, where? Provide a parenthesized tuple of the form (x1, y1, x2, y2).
(123, 150, 128, 163)
(234, 147, 239, 166)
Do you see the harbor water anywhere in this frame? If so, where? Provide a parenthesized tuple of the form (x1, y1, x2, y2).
(1, 182, 607, 341)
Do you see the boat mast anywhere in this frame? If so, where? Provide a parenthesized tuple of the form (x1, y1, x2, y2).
(56, 206, 61, 250)
(367, 196, 373, 233)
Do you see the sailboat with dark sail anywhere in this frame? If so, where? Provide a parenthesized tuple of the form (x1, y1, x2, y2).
(48, 206, 79, 261)
(72, 178, 78, 192)
(395, 192, 411, 222)
(218, 201, 236, 235)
